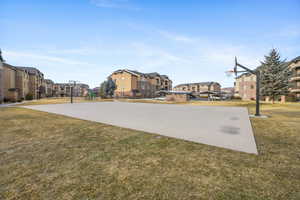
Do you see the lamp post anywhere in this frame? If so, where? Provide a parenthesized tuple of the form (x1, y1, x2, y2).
(232, 57, 260, 116)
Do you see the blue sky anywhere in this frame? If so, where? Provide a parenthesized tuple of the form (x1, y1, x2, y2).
(1, 0, 300, 88)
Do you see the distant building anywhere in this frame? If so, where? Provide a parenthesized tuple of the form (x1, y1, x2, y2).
(221, 87, 235, 99)
(234, 73, 256, 100)
(110, 69, 172, 98)
(2, 63, 19, 102)
(15, 67, 30, 100)
(289, 56, 300, 101)
(0, 53, 4, 103)
(18, 67, 44, 99)
(0, 59, 4, 104)
(53, 83, 89, 97)
(173, 82, 221, 95)
(44, 79, 55, 97)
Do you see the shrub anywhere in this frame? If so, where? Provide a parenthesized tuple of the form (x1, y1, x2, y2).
(232, 96, 242, 100)
(25, 93, 34, 100)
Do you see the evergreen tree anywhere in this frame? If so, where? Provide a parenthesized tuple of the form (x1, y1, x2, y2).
(99, 81, 107, 98)
(259, 49, 291, 102)
(99, 78, 116, 98)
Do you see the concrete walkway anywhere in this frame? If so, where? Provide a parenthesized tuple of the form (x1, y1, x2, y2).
(22, 102, 258, 154)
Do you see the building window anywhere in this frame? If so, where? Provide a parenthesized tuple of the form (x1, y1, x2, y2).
(192, 87, 195, 91)
(250, 85, 254, 89)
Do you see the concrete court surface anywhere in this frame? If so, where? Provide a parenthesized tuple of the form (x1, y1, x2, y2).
(22, 102, 258, 154)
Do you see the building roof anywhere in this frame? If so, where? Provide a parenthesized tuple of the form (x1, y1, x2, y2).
(44, 79, 54, 84)
(158, 90, 193, 95)
(17, 66, 43, 76)
(2, 63, 17, 70)
(290, 56, 300, 63)
(111, 69, 171, 80)
(55, 83, 89, 88)
(174, 82, 220, 88)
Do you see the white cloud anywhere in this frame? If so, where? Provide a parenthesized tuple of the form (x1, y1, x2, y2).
(278, 27, 300, 38)
(47, 47, 99, 56)
(158, 30, 195, 43)
(4, 50, 94, 66)
(90, 0, 139, 10)
(130, 42, 189, 70)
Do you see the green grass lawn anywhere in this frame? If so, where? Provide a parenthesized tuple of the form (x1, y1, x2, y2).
(0, 102, 300, 200)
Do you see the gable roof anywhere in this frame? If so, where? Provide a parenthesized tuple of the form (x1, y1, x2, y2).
(174, 82, 220, 88)
(17, 67, 43, 76)
(111, 69, 171, 80)
(290, 56, 300, 63)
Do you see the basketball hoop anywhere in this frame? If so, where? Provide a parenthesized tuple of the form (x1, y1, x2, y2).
(225, 70, 235, 77)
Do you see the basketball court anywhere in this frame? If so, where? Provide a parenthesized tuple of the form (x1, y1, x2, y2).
(22, 102, 258, 154)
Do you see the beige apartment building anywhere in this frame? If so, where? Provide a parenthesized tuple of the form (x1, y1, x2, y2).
(44, 79, 55, 97)
(0, 56, 4, 103)
(15, 67, 30, 100)
(1, 64, 43, 101)
(110, 69, 172, 98)
(2, 63, 19, 101)
(53, 83, 89, 97)
(234, 73, 257, 100)
(289, 56, 300, 100)
(173, 82, 221, 94)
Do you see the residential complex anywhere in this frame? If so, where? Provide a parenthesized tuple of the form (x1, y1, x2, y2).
(53, 83, 89, 97)
(0, 59, 3, 103)
(0, 52, 89, 103)
(110, 69, 172, 98)
(173, 82, 221, 95)
(289, 56, 300, 100)
(44, 79, 55, 97)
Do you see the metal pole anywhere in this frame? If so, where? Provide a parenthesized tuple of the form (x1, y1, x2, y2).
(71, 85, 73, 104)
(255, 71, 260, 116)
(235, 58, 261, 116)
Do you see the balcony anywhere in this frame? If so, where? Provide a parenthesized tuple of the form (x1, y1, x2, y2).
(291, 87, 300, 93)
(290, 64, 300, 70)
(290, 76, 300, 82)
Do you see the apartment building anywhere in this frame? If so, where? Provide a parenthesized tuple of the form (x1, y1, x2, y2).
(18, 67, 45, 99)
(44, 79, 55, 97)
(234, 73, 257, 100)
(53, 83, 89, 97)
(173, 82, 221, 94)
(0, 54, 3, 103)
(2, 63, 18, 101)
(15, 67, 30, 100)
(110, 69, 172, 98)
(289, 56, 300, 100)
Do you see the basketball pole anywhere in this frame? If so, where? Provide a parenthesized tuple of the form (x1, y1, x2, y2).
(234, 57, 260, 116)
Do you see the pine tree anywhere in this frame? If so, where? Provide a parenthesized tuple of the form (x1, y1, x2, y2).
(99, 81, 107, 98)
(259, 49, 291, 102)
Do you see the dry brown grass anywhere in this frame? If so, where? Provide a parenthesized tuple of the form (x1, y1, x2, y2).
(17, 97, 113, 106)
(0, 102, 300, 199)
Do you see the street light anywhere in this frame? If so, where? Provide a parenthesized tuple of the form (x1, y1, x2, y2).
(227, 57, 261, 116)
